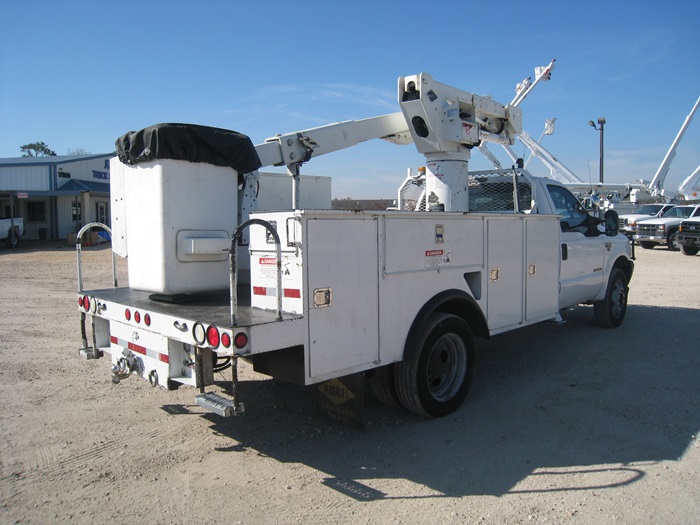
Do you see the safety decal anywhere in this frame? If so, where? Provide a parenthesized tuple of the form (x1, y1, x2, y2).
(425, 249, 452, 268)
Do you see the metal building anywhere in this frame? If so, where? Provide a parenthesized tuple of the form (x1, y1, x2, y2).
(0, 154, 112, 241)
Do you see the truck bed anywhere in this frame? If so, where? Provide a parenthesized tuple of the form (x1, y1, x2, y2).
(87, 285, 288, 328)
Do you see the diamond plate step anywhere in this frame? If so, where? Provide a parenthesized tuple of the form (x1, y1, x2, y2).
(195, 392, 244, 417)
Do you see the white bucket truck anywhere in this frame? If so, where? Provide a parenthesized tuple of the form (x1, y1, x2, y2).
(77, 73, 633, 421)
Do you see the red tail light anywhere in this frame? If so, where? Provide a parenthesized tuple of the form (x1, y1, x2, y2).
(221, 332, 231, 348)
(206, 326, 220, 348)
(134, 311, 141, 324)
(144, 313, 151, 326)
(234, 332, 248, 349)
(125, 309, 131, 321)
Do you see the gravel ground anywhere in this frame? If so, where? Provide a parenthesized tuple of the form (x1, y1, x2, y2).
(0, 240, 698, 524)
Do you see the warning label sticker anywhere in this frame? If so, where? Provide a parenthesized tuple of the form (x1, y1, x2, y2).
(258, 257, 294, 280)
(425, 249, 452, 268)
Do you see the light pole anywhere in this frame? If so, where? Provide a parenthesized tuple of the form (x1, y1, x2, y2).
(588, 117, 606, 183)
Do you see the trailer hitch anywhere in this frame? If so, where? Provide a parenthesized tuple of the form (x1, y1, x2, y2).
(111, 349, 137, 384)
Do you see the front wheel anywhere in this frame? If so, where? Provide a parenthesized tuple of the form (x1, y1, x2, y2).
(395, 313, 475, 418)
(593, 268, 628, 328)
(680, 245, 699, 256)
(667, 230, 679, 251)
(6, 228, 19, 249)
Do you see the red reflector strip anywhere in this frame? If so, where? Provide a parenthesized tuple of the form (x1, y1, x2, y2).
(253, 286, 301, 298)
(110, 336, 169, 364)
(128, 342, 146, 355)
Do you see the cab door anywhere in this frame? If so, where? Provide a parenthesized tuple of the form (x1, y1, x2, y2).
(545, 184, 605, 308)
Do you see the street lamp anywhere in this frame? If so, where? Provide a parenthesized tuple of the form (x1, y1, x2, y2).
(588, 117, 606, 183)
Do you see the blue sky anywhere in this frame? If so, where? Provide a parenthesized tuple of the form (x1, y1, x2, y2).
(1, 0, 699, 198)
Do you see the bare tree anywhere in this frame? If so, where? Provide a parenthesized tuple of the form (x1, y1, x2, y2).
(66, 148, 90, 156)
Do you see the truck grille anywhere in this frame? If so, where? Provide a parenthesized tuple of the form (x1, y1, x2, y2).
(682, 222, 700, 233)
(637, 224, 660, 236)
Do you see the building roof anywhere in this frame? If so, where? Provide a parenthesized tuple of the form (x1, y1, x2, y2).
(58, 179, 110, 193)
(0, 153, 113, 167)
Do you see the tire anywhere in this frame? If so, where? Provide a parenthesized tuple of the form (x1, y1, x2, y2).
(593, 268, 628, 328)
(666, 230, 679, 251)
(368, 364, 403, 409)
(395, 313, 475, 418)
(680, 245, 699, 256)
(638, 241, 655, 250)
(5, 228, 19, 249)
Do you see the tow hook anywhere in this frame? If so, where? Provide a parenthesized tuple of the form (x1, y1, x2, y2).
(111, 349, 137, 384)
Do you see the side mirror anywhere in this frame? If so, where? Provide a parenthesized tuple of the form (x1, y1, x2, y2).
(604, 209, 619, 237)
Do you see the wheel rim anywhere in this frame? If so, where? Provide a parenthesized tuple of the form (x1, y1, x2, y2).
(425, 333, 468, 402)
(610, 278, 627, 319)
(671, 233, 679, 250)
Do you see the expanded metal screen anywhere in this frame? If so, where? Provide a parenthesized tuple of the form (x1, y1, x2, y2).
(398, 170, 533, 212)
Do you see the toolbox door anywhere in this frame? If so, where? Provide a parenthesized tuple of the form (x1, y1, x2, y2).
(306, 217, 379, 380)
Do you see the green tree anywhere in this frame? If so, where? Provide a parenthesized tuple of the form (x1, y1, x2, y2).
(20, 142, 57, 157)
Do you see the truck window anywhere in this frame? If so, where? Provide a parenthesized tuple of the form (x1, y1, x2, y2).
(547, 185, 589, 232)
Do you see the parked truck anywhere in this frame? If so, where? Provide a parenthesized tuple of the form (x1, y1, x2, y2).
(677, 217, 700, 255)
(77, 73, 634, 421)
(617, 203, 675, 240)
(633, 204, 700, 250)
(0, 216, 23, 248)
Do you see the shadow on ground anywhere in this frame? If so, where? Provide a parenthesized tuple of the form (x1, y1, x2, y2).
(167, 303, 700, 499)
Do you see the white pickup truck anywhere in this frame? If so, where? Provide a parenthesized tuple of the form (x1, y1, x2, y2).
(0, 217, 23, 248)
(633, 204, 700, 250)
(677, 217, 700, 256)
(618, 203, 675, 239)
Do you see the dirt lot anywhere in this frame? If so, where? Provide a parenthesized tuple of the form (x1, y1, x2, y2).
(1, 241, 698, 524)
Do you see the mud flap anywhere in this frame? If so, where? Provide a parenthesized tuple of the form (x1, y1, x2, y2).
(315, 373, 365, 430)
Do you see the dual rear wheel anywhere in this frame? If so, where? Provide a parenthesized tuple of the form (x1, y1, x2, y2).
(370, 313, 475, 418)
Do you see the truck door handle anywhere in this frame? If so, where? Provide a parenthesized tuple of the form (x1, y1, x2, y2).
(561, 243, 568, 261)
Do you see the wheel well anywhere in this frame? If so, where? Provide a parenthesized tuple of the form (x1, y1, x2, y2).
(613, 256, 634, 284)
(403, 289, 488, 362)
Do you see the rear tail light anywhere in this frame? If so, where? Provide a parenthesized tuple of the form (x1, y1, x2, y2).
(125, 309, 131, 321)
(221, 332, 231, 348)
(234, 332, 248, 349)
(144, 313, 151, 326)
(134, 311, 141, 324)
(206, 325, 220, 348)
(82, 296, 90, 311)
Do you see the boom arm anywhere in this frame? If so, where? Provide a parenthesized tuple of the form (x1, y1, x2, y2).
(254, 112, 412, 168)
(648, 95, 700, 196)
(678, 164, 700, 200)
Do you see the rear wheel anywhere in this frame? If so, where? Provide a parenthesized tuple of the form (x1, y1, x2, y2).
(395, 313, 475, 418)
(638, 241, 655, 249)
(680, 245, 699, 256)
(594, 268, 628, 328)
(667, 230, 680, 251)
(368, 364, 402, 409)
